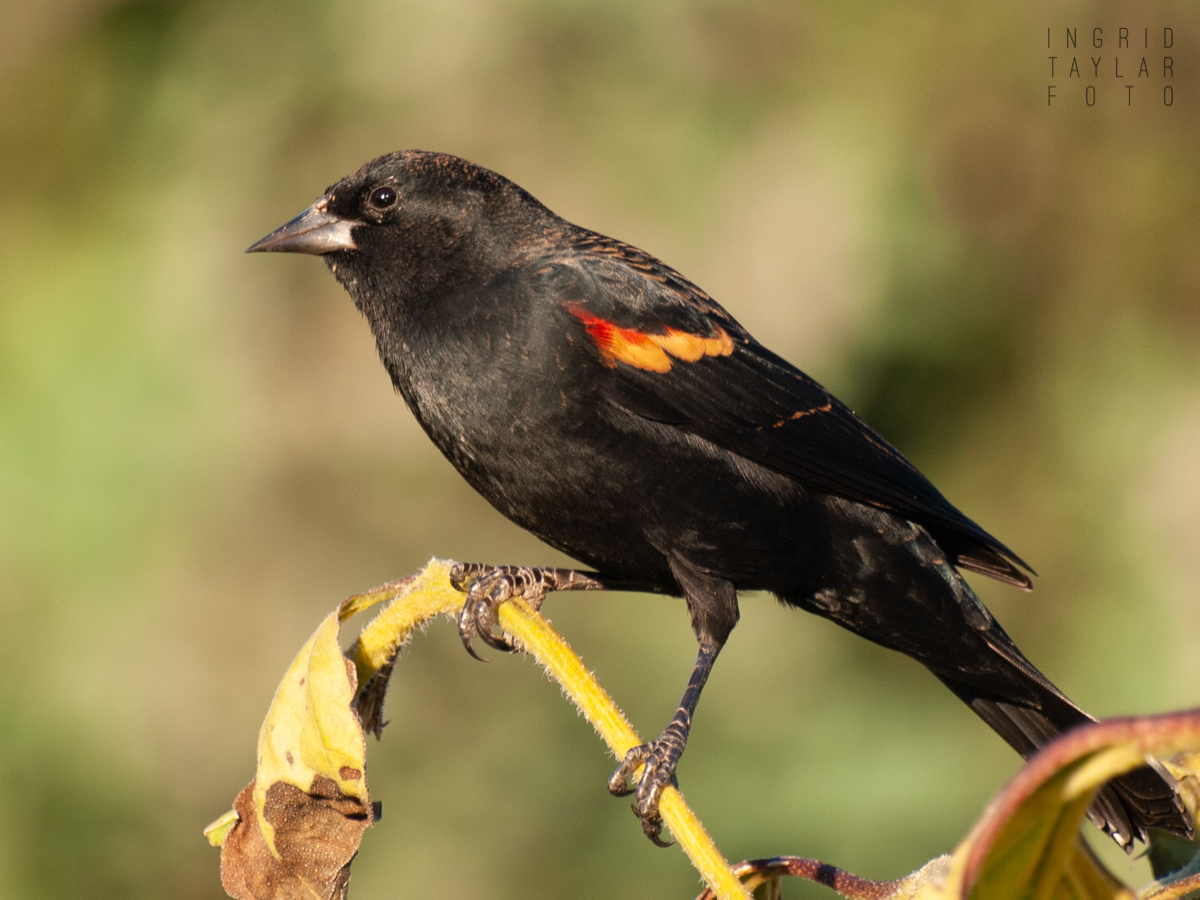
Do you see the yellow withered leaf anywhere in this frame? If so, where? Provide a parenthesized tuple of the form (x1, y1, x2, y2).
(208, 608, 376, 900)
(253, 610, 371, 859)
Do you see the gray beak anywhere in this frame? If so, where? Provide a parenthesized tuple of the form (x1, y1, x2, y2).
(247, 197, 359, 255)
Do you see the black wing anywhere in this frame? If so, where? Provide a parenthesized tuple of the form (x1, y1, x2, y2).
(549, 232, 1033, 588)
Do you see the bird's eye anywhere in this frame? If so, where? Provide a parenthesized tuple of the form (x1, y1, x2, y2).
(369, 186, 397, 209)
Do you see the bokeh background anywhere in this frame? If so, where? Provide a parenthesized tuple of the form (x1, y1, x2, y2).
(2, 0, 1199, 897)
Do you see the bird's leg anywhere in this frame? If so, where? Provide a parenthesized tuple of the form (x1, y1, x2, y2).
(449, 563, 604, 659)
(607, 637, 723, 846)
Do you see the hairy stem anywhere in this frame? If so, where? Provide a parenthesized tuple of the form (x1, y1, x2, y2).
(346, 558, 751, 900)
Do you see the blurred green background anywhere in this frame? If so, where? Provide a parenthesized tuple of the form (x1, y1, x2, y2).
(2, 0, 1199, 897)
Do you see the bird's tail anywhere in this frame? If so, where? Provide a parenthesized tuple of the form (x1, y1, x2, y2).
(786, 512, 1193, 847)
(936, 672, 1192, 848)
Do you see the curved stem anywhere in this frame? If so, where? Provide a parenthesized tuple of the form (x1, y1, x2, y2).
(495, 593, 751, 900)
(346, 559, 751, 900)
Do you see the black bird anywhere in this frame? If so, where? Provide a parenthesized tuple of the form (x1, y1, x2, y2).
(249, 150, 1189, 847)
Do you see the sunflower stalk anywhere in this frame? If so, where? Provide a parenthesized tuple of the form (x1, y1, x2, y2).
(346, 559, 752, 900)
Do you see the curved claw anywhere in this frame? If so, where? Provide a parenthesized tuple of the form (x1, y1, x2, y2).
(477, 623, 516, 652)
(457, 604, 488, 662)
(453, 562, 605, 663)
(608, 732, 685, 847)
(471, 579, 518, 653)
(455, 569, 522, 660)
(448, 562, 475, 592)
(609, 778, 634, 798)
(460, 636, 488, 663)
(640, 809, 673, 848)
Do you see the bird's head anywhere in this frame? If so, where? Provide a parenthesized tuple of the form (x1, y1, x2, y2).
(248, 150, 553, 308)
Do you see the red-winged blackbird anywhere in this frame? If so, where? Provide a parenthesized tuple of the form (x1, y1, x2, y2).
(250, 150, 1189, 848)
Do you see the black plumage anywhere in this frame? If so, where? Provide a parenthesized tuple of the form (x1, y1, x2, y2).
(249, 150, 1189, 848)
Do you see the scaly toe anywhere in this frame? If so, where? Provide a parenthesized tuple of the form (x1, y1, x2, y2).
(608, 744, 652, 797)
(455, 572, 523, 659)
(472, 579, 518, 652)
(633, 761, 674, 847)
(608, 739, 680, 847)
(457, 604, 487, 662)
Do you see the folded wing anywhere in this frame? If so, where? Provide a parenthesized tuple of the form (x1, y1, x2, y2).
(551, 232, 1033, 588)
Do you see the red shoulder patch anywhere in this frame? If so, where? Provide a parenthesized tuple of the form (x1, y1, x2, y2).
(566, 304, 733, 373)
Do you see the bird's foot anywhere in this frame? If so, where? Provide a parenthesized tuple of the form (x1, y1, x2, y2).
(449, 563, 602, 660)
(607, 717, 691, 847)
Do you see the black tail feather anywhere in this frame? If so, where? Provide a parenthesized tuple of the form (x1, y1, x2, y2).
(939, 680, 1192, 848)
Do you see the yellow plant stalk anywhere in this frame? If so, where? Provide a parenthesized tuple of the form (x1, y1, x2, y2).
(349, 559, 752, 900)
(211, 559, 1200, 900)
(343, 561, 466, 687)
(495, 593, 752, 900)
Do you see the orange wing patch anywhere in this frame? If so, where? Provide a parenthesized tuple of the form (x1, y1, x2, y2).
(770, 401, 833, 427)
(567, 304, 733, 373)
